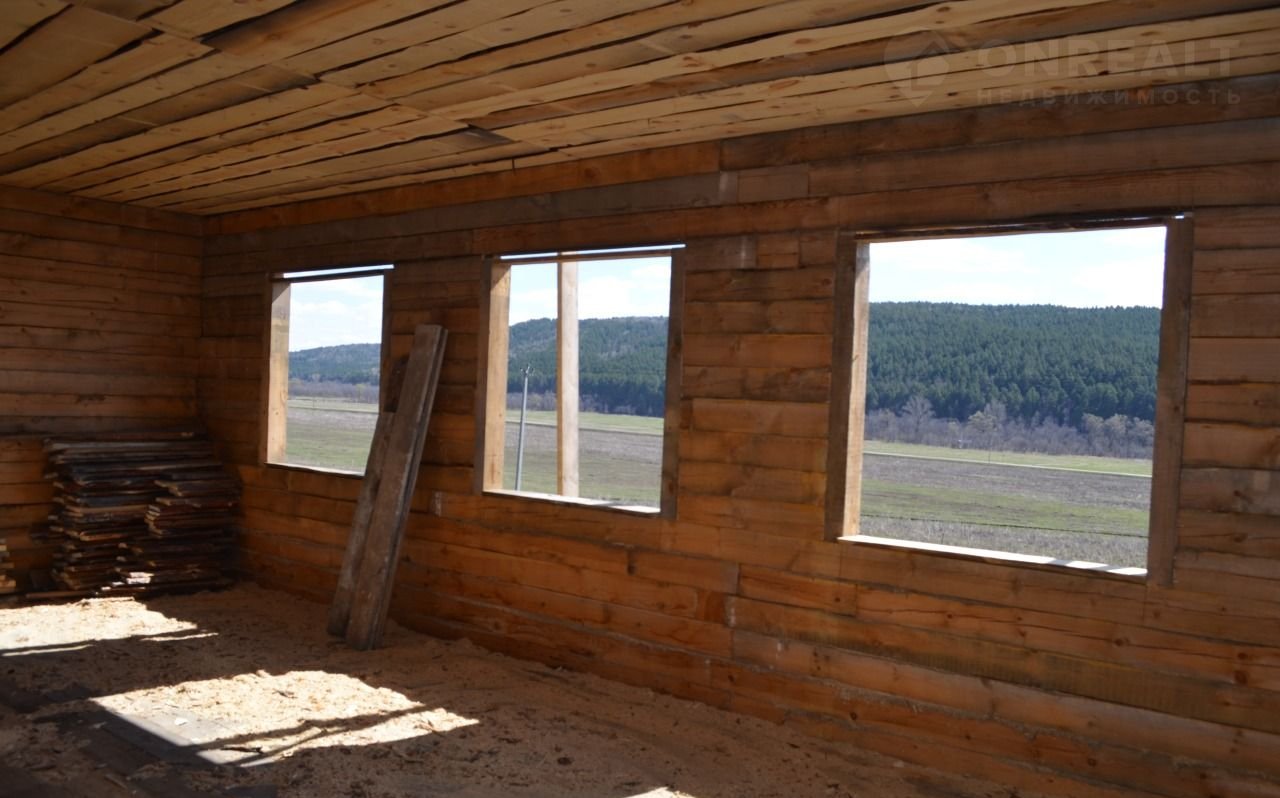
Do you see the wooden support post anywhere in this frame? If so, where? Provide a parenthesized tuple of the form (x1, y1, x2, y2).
(660, 251, 686, 518)
(475, 259, 510, 492)
(332, 325, 448, 650)
(1147, 215, 1194, 586)
(263, 282, 290, 464)
(825, 235, 871, 540)
(557, 259, 580, 497)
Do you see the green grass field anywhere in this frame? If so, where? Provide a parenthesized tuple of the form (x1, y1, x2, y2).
(510, 409, 663, 435)
(288, 396, 380, 414)
(281, 400, 1153, 566)
(862, 480, 1147, 533)
(499, 417, 661, 505)
(281, 399, 379, 472)
(863, 440, 1151, 476)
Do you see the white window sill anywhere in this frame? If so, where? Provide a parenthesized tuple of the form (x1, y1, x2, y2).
(484, 488, 660, 516)
(265, 461, 365, 478)
(840, 534, 1147, 580)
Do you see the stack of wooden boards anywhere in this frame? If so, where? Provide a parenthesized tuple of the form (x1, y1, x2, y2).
(330, 325, 447, 650)
(0, 538, 15, 595)
(42, 431, 239, 595)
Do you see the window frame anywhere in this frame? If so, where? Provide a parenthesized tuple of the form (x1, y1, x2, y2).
(260, 265, 393, 476)
(474, 248, 684, 518)
(826, 215, 1193, 584)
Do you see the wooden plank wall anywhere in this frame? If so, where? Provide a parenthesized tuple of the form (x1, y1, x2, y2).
(0, 187, 202, 580)
(199, 74, 1280, 797)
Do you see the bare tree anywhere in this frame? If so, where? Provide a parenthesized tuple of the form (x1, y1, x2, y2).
(902, 394, 934, 442)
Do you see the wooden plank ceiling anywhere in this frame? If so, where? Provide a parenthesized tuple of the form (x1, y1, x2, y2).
(1, 0, 1278, 215)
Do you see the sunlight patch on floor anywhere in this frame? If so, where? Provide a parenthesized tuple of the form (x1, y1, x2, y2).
(91, 668, 479, 764)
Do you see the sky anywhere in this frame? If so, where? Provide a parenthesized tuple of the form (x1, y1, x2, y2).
(284, 228, 1165, 350)
(869, 226, 1166, 306)
(507, 256, 672, 324)
(288, 274, 384, 351)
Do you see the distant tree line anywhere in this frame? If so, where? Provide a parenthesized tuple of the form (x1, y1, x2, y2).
(868, 396, 1155, 459)
(289, 378, 378, 403)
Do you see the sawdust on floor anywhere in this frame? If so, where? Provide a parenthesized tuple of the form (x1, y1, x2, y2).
(0, 584, 1034, 798)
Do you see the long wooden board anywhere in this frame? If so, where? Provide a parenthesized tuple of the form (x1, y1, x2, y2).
(331, 324, 448, 650)
(325, 361, 401, 636)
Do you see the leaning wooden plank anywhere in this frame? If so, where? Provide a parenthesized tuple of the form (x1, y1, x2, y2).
(344, 325, 447, 650)
(327, 356, 408, 636)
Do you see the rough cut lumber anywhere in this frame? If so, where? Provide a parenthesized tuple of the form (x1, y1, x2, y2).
(0, 535, 16, 594)
(2, 3, 1279, 210)
(334, 325, 447, 650)
(40, 429, 239, 594)
(326, 356, 404, 635)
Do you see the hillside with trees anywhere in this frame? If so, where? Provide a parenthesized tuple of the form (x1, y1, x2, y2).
(867, 303, 1160, 425)
(506, 316, 668, 416)
(289, 343, 381, 385)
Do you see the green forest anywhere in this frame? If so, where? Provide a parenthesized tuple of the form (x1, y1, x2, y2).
(289, 343, 381, 385)
(506, 316, 669, 416)
(287, 303, 1160, 425)
(867, 303, 1159, 425)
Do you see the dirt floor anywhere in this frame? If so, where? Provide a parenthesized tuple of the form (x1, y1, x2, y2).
(0, 585, 1040, 798)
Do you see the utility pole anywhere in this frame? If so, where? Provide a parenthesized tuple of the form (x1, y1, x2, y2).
(514, 364, 532, 490)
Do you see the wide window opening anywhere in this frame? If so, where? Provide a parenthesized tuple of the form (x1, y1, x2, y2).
(483, 247, 678, 511)
(835, 221, 1190, 573)
(265, 266, 390, 474)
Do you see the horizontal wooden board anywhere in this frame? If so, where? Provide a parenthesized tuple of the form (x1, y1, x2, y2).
(1183, 422, 1280, 469)
(1190, 294, 1280, 337)
(1186, 382, 1280, 425)
(683, 300, 834, 335)
(1192, 248, 1280, 294)
(683, 332, 832, 369)
(682, 365, 831, 403)
(1188, 338, 1280, 382)
(1181, 467, 1280, 516)
(1178, 509, 1280, 558)
(688, 398, 828, 438)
